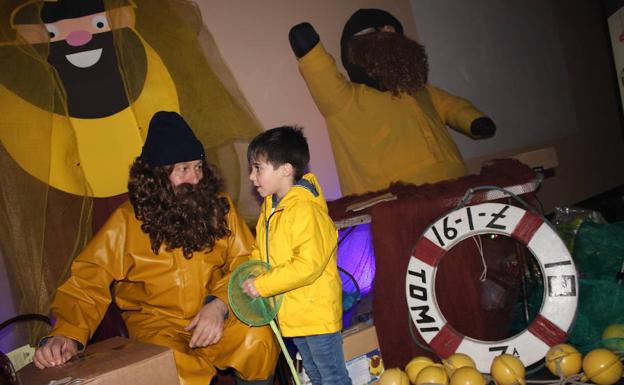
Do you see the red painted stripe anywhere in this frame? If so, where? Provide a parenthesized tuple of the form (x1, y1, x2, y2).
(412, 237, 445, 267)
(528, 314, 567, 346)
(429, 324, 463, 359)
(512, 211, 543, 244)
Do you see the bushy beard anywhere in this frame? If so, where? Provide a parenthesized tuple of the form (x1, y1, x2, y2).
(347, 32, 429, 96)
(150, 182, 228, 258)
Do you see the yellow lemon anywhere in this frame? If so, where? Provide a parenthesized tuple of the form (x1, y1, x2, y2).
(416, 363, 449, 385)
(379, 368, 411, 385)
(443, 353, 477, 377)
(602, 324, 624, 351)
(490, 354, 525, 385)
(450, 367, 486, 385)
(582, 348, 623, 385)
(405, 356, 435, 384)
(545, 344, 582, 377)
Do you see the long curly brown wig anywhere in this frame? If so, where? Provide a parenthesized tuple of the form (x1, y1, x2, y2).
(128, 158, 231, 259)
(348, 31, 429, 96)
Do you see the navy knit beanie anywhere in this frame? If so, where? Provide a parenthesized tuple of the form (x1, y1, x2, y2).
(140, 111, 205, 167)
(340, 9, 405, 87)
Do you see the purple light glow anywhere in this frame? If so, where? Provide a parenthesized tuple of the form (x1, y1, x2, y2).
(337, 222, 376, 298)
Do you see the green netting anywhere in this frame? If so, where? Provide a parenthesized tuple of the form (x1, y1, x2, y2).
(512, 221, 624, 353)
(566, 222, 624, 352)
(228, 260, 283, 326)
(572, 222, 624, 279)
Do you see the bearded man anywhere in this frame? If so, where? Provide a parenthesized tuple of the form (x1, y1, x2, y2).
(289, 8, 496, 196)
(32, 111, 279, 385)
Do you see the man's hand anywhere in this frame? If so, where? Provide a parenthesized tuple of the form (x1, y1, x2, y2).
(241, 277, 260, 298)
(185, 298, 228, 348)
(33, 336, 78, 369)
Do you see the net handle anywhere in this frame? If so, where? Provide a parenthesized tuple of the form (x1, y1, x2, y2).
(269, 320, 301, 385)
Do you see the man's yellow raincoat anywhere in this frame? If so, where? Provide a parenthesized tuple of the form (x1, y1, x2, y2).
(48, 197, 278, 384)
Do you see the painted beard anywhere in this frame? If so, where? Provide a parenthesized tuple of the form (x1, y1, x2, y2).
(46, 28, 146, 118)
(347, 32, 429, 96)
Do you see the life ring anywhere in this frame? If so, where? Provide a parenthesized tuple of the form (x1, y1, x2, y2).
(405, 203, 578, 372)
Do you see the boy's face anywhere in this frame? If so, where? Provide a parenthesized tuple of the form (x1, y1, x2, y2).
(249, 157, 293, 199)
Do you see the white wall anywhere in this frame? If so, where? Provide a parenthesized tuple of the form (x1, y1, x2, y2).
(411, 1, 577, 158)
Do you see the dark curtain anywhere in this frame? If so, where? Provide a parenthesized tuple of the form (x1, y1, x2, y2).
(328, 159, 538, 367)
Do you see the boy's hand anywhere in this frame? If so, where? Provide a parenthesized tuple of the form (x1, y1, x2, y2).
(241, 277, 260, 298)
(185, 298, 228, 348)
(33, 335, 78, 369)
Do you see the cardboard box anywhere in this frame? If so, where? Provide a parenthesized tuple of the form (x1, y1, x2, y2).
(18, 337, 180, 385)
(342, 323, 383, 385)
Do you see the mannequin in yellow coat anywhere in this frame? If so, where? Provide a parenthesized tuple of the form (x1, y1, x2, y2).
(289, 9, 496, 196)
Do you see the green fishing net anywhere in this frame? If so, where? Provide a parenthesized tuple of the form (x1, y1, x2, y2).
(228, 260, 283, 326)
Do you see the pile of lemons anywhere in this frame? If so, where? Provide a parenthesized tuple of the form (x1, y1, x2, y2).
(377, 353, 485, 385)
(376, 324, 624, 385)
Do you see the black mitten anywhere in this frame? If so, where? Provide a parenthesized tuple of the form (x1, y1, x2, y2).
(289, 22, 320, 58)
(470, 117, 496, 138)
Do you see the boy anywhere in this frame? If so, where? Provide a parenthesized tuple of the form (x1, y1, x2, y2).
(242, 126, 352, 385)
